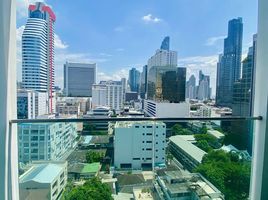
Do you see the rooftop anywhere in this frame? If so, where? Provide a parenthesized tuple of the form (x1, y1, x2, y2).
(169, 135, 207, 163)
(81, 162, 101, 174)
(207, 130, 225, 139)
(115, 121, 165, 128)
(20, 162, 65, 184)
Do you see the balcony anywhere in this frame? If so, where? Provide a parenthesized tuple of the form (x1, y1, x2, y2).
(12, 116, 260, 199)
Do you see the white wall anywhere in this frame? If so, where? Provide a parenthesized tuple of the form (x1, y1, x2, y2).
(0, 0, 19, 199)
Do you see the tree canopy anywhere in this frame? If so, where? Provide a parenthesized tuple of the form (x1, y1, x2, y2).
(86, 151, 104, 163)
(195, 150, 251, 200)
(171, 124, 193, 135)
(62, 177, 113, 200)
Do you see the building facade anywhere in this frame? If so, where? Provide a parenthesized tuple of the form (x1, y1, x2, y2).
(216, 18, 243, 107)
(114, 121, 166, 169)
(17, 90, 48, 119)
(128, 68, 141, 93)
(22, 2, 56, 113)
(186, 75, 196, 99)
(92, 80, 123, 110)
(18, 118, 77, 163)
(19, 161, 67, 200)
(64, 62, 96, 97)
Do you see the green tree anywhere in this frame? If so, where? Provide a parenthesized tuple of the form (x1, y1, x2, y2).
(194, 134, 220, 148)
(171, 124, 193, 135)
(195, 150, 251, 200)
(86, 151, 104, 163)
(196, 140, 213, 152)
(63, 177, 113, 200)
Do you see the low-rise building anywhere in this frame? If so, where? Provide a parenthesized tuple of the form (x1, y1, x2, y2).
(155, 170, 224, 200)
(114, 121, 166, 169)
(56, 102, 80, 116)
(144, 100, 190, 117)
(169, 135, 207, 171)
(68, 162, 101, 180)
(207, 130, 225, 140)
(19, 161, 67, 200)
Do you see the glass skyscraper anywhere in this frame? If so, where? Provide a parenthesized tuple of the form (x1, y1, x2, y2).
(128, 68, 141, 93)
(216, 18, 243, 108)
(160, 36, 170, 50)
(22, 2, 56, 113)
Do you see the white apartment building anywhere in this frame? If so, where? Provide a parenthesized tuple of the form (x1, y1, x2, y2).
(114, 121, 166, 169)
(18, 115, 77, 163)
(147, 49, 177, 71)
(17, 89, 48, 119)
(92, 81, 123, 111)
(144, 100, 190, 117)
(19, 161, 67, 200)
(56, 102, 80, 116)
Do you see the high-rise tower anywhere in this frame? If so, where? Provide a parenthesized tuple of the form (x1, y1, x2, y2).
(160, 36, 170, 50)
(22, 2, 56, 113)
(216, 18, 243, 107)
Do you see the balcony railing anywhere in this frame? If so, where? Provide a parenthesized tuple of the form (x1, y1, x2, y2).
(13, 116, 261, 200)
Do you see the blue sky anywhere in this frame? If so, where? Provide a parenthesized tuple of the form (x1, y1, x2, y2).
(16, 0, 258, 96)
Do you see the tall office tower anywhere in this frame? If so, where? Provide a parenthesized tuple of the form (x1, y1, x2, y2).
(92, 81, 123, 110)
(22, 2, 56, 113)
(231, 34, 257, 154)
(186, 75, 196, 99)
(64, 62, 96, 97)
(162, 67, 186, 103)
(140, 65, 148, 99)
(121, 78, 127, 103)
(128, 68, 141, 92)
(216, 18, 243, 107)
(197, 70, 211, 100)
(145, 37, 189, 117)
(160, 36, 170, 50)
(147, 37, 177, 72)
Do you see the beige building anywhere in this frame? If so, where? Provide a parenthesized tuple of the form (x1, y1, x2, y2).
(19, 161, 67, 200)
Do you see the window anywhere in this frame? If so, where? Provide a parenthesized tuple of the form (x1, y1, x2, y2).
(146, 133, 152, 136)
(146, 148, 152, 151)
(146, 141, 152, 143)
(133, 158, 140, 160)
(135, 126, 139, 128)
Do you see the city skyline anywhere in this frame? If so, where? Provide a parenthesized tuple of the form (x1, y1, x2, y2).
(16, 0, 257, 97)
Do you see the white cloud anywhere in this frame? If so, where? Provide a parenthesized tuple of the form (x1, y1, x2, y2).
(142, 14, 162, 23)
(205, 36, 225, 46)
(115, 48, 125, 52)
(114, 26, 125, 32)
(97, 69, 128, 83)
(178, 55, 219, 97)
(17, 0, 46, 18)
(99, 53, 112, 57)
(55, 34, 68, 49)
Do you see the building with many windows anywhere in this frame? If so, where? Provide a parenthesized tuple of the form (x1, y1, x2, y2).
(64, 62, 96, 97)
(128, 68, 141, 93)
(18, 115, 77, 163)
(92, 80, 123, 111)
(216, 18, 243, 107)
(147, 37, 177, 72)
(114, 121, 166, 169)
(17, 89, 48, 119)
(22, 2, 56, 113)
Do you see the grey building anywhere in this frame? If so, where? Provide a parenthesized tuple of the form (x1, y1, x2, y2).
(64, 62, 96, 97)
(216, 18, 243, 107)
(128, 68, 141, 93)
(140, 65, 148, 99)
(186, 75, 196, 99)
